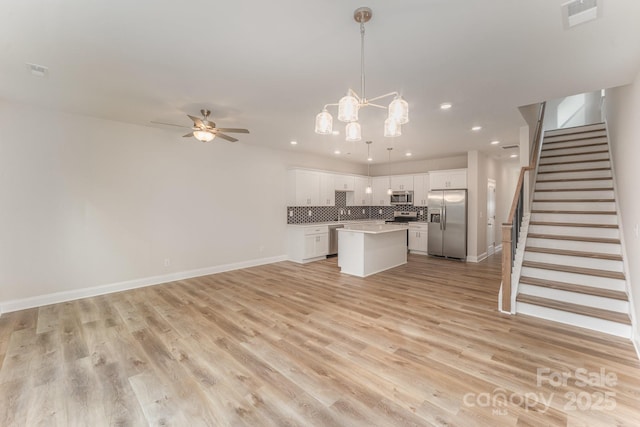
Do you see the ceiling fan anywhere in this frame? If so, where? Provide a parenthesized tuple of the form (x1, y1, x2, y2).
(151, 109, 249, 142)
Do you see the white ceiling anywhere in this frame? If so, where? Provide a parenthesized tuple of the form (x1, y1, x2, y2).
(2, 0, 639, 165)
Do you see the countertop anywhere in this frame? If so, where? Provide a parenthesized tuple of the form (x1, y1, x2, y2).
(338, 224, 409, 234)
(287, 219, 384, 228)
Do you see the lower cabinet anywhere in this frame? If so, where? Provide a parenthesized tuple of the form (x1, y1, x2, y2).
(288, 225, 329, 263)
(408, 223, 428, 255)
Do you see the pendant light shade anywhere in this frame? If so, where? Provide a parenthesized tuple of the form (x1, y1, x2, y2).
(387, 147, 393, 194)
(193, 130, 215, 142)
(384, 117, 401, 137)
(315, 109, 333, 134)
(365, 140, 373, 194)
(345, 122, 362, 141)
(389, 96, 409, 124)
(338, 95, 359, 122)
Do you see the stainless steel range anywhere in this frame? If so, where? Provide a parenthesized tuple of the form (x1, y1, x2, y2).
(385, 211, 418, 224)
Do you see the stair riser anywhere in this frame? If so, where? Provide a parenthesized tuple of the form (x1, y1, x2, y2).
(516, 302, 631, 338)
(518, 284, 629, 312)
(535, 180, 613, 190)
(528, 225, 619, 239)
(531, 202, 616, 211)
(534, 190, 614, 200)
(539, 152, 609, 165)
(538, 161, 610, 173)
(520, 267, 626, 291)
(526, 237, 621, 255)
(543, 131, 607, 144)
(523, 251, 623, 272)
(544, 124, 606, 137)
(530, 213, 618, 224)
(541, 145, 608, 157)
(537, 169, 612, 180)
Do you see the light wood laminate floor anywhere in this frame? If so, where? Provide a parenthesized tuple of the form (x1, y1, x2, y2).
(1, 254, 639, 426)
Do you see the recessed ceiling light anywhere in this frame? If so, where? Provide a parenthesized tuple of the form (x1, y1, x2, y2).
(332, 130, 340, 136)
(490, 140, 500, 145)
(290, 140, 298, 145)
(440, 102, 452, 110)
(510, 154, 518, 158)
(405, 152, 412, 157)
(334, 150, 341, 155)
(471, 126, 482, 131)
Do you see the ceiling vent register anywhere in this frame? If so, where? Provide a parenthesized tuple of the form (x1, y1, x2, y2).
(563, 0, 599, 28)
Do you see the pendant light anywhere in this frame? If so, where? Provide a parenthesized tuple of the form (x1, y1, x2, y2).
(365, 141, 373, 194)
(386, 147, 393, 195)
(314, 7, 409, 140)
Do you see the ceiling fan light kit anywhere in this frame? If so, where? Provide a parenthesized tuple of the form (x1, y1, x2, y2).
(315, 7, 409, 141)
(152, 109, 249, 143)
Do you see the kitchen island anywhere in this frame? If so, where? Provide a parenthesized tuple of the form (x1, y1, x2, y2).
(337, 224, 408, 277)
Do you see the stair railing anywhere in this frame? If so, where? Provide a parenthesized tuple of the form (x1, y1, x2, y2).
(501, 102, 546, 312)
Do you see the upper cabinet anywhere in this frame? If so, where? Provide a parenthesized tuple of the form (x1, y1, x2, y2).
(413, 173, 430, 206)
(319, 172, 336, 206)
(348, 176, 372, 206)
(372, 176, 391, 206)
(390, 175, 414, 191)
(287, 169, 320, 206)
(429, 169, 467, 190)
(334, 175, 355, 191)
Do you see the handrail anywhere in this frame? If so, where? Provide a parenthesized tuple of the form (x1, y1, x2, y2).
(501, 102, 546, 312)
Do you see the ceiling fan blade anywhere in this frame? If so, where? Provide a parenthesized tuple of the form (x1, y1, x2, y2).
(150, 120, 191, 129)
(187, 115, 205, 128)
(182, 132, 194, 138)
(215, 132, 238, 143)
(215, 128, 250, 134)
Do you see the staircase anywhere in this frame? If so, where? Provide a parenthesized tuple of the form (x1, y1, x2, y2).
(515, 123, 632, 338)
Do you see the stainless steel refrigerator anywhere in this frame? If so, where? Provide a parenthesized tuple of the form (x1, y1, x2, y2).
(428, 189, 467, 259)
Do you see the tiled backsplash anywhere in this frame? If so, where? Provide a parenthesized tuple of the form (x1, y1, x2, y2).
(287, 191, 427, 224)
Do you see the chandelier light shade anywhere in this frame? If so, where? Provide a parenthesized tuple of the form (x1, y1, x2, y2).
(384, 117, 401, 137)
(345, 122, 362, 141)
(193, 130, 215, 142)
(315, 109, 333, 134)
(389, 96, 409, 124)
(365, 140, 373, 194)
(314, 7, 408, 141)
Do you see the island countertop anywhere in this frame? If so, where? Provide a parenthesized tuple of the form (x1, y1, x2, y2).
(340, 224, 409, 234)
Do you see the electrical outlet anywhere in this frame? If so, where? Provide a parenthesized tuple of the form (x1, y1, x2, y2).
(419, 210, 424, 215)
(379, 209, 382, 214)
(347, 210, 351, 215)
(308, 210, 312, 216)
(164, 258, 171, 267)
(289, 210, 293, 217)
(362, 209, 365, 214)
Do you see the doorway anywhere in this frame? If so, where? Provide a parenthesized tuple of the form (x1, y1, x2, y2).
(487, 179, 496, 255)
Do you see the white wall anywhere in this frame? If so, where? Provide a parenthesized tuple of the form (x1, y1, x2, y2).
(369, 155, 467, 176)
(605, 71, 640, 352)
(0, 100, 363, 310)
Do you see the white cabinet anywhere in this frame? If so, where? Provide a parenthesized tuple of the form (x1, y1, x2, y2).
(319, 173, 335, 206)
(288, 225, 329, 263)
(408, 223, 428, 255)
(413, 174, 430, 206)
(287, 169, 335, 206)
(391, 175, 414, 191)
(348, 176, 372, 206)
(372, 176, 391, 206)
(334, 175, 355, 191)
(429, 169, 467, 190)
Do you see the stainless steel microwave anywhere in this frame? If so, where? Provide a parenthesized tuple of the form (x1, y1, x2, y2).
(390, 191, 414, 205)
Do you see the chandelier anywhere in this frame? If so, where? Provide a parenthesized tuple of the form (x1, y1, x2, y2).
(314, 7, 409, 142)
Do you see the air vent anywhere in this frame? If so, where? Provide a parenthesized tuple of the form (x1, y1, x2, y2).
(26, 63, 49, 78)
(563, 0, 599, 28)
(501, 144, 519, 150)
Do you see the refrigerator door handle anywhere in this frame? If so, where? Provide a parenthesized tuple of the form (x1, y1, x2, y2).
(442, 205, 446, 230)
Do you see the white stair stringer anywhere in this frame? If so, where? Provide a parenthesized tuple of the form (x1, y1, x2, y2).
(503, 214, 531, 314)
(514, 123, 632, 338)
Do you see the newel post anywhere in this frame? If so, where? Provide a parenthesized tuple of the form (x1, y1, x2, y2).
(501, 223, 513, 313)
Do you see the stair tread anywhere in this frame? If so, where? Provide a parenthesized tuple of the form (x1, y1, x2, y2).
(536, 177, 612, 183)
(541, 142, 608, 152)
(540, 150, 609, 159)
(519, 276, 628, 301)
(516, 294, 631, 324)
(544, 123, 605, 136)
(531, 210, 616, 215)
(537, 167, 611, 174)
(539, 159, 610, 166)
(522, 260, 625, 279)
(533, 199, 615, 203)
(525, 246, 623, 260)
(535, 187, 613, 192)
(529, 221, 618, 229)
(528, 233, 620, 244)
(543, 134, 608, 145)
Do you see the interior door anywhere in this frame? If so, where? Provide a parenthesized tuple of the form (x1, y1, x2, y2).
(487, 180, 496, 255)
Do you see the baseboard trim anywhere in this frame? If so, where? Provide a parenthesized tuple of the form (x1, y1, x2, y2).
(467, 251, 488, 263)
(495, 244, 503, 252)
(0, 255, 288, 314)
